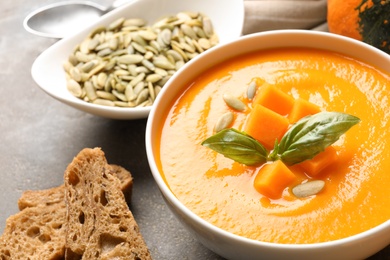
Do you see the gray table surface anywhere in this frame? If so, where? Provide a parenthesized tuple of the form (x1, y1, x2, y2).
(0, 0, 389, 259)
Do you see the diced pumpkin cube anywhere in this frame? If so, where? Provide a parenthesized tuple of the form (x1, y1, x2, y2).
(254, 160, 297, 199)
(245, 105, 289, 149)
(299, 146, 338, 176)
(288, 98, 321, 123)
(253, 83, 295, 116)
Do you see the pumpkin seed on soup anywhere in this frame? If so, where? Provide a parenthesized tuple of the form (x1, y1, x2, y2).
(292, 180, 326, 198)
(223, 93, 246, 111)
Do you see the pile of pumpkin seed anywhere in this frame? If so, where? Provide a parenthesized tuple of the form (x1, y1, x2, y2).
(64, 12, 219, 108)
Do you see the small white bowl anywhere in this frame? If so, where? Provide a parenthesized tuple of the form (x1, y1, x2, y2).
(146, 30, 390, 259)
(31, 0, 244, 120)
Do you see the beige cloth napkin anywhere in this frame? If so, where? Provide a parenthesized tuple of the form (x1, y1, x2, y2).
(243, 0, 328, 35)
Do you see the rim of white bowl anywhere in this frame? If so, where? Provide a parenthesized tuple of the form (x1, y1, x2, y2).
(146, 29, 390, 249)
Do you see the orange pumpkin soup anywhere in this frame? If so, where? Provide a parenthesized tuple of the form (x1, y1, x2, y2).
(156, 48, 390, 244)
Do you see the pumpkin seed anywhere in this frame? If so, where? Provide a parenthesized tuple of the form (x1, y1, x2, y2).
(166, 49, 184, 61)
(114, 69, 130, 76)
(182, 42, 195, 53)
(63, 60, 73, 73)
(81, 60, 97, 73)
(171, 45, 188, 62)
(150, 40, 161, 52)
(97, 72, 107, 88)
(155, 67, 168, 77)
(84, 81, 97, 101)
(128, 64, 137, 76)
(146, 73, 163, 83)
(96, 90, 117, 101)
(292, 180, 325, 198)
(92, 98, 115, 106)
(70, 67, 82, 82)
(180, 24, 198, 39)
(141, 59, 155, 71)
(108, 17, 125, 31)
(202, 16, 214, 37)
(131, 41, 147, 53)
(95, 42, 110, 51)
(87, 62, 106, 79)
(185, 51, 198, 60)
(75, 51, 91, 63)
(138, 29, 157, 41)
(108, 38, 118, 50)
(144, 51, 154, 60)
(79, 38, 90, 54)
(132, 34, 148, 46)
(159, 28, 172, 46)
(185, 19, 203, 27)
(135, 66, 150, 74)
(67, 79, 82, 97)
(136, 98, 152, 107)
(133, 81, 145, 95)
(114, 82, 126, 92)
(135, 88, 149, 105)
(123, 18, 146, 27)
(123, 33, 132, 47)
(91, 75, 99, 89)
(88, 36, 100, 50)
(148, 81, 156, 100)
(125, 84, 137, 101)
(97, 48, 112, 57)
(114, 100, 131, 107)
(223, 94, 246, 111)
(175, 60, 185, 70)
(130, 72, 145, 86)
(112, 89, 127, 101)
(89, 26, 106, 38)
(117, 54, 144, 64)
(154, 85, 162, 97)
(247, 81, 257, 100)
(104, 59, 116, 71)
(192, 39, 204, 53)
(198, 38, 211, 50)
(158, 75, 171, 86)
(153, 56, 176, 70)
(214, 112, 234, 132)
(193, 26, 206, 38)
(176, 12, 192, 21)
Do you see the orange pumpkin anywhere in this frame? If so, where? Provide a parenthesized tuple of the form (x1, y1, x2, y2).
(327, 0, 390, 54)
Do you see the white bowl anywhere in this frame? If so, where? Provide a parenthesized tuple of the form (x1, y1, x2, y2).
(145, 30, 390, 259)
(31, 0, 244, 120)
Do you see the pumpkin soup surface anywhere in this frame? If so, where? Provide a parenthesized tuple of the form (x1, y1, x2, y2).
(156, 48, 390, 244)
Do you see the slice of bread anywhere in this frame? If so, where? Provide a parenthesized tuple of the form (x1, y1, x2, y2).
(0, 203, 67, 259)
(18, 164, 133, 211)
(18, 185, 66, 210)
(64, 148, 151, 259)
(0, 149, 143, 260)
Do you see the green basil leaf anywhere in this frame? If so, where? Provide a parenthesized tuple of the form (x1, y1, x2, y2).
(278, 112, 360, 165)
(201, 128, 268, 166)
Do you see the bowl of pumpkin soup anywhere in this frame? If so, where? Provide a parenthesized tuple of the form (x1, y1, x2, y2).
(145, 30, 390, 259)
